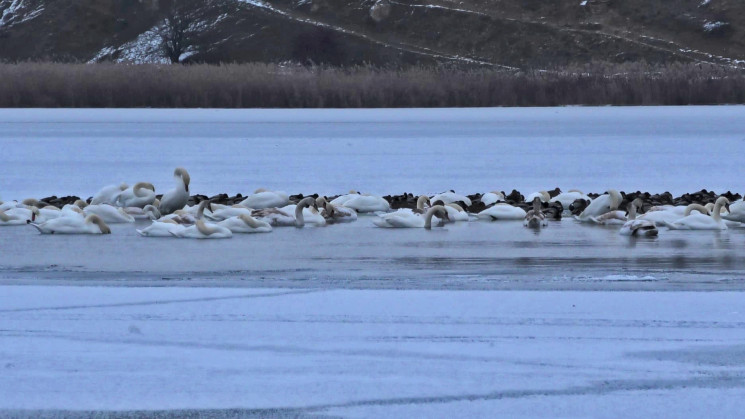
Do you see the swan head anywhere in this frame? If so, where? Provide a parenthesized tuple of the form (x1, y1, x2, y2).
(427, 205, 450, 223)
(174, 168, 190, 192)
(74, 199, 88, 209)
(86, 214, 111, 234)
(531, 196, 542, 211)
(315, 196, 328, 209)
(715, 197, 730, 213)
(297, 196, 318, 210)
(417, 195, 431, 210)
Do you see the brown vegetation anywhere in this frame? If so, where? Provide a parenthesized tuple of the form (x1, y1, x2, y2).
(0, 62, 743, 108)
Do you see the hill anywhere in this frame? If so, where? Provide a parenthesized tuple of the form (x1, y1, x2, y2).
(0, 0, 743, 68)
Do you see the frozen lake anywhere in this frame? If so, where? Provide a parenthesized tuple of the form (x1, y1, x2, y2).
(2, 107, 745, 417)
(1, 106, 744, 199)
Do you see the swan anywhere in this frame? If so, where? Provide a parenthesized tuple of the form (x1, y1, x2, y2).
(204, 204, 253, 222)
(117, 182, 156, 208)
(20, 199, 64, 221)
(159, 167, 190, 215)
(664, 197, 730, 230)
(442, 203, 469, 222)
(317, 197, 358, 223)
(551, 189, 590, 210)
(30, 214, 111, 234)
(481, 191, 505, 206)
(373, 205, 450, 228)
(524, 191, 551, 203)
(373, 195, 431, 225)
(329, 191, 361, 206)
(476, 203, 526, 221)
(722, 197, 745, 223)
(158, 201, 212, 224)
(589, 210, 627, 225)
(577, 190, 622, 222)
(83, 204, 135, 223)
(91, 183, 128, 205)
(136, 219, 186, 237)
(172, 220, 232, 239)
(620, 198, 658, 237)
(218, 214, 273, 233)
(637, 204, 706, 226)
(523, 197, 547, 228)
(340, 194, 390, 213)
(253, 197, 319, 227)
(143, 204, 162, 221)
(239, 189, 289, 209)
(0, 207, 40, 226)
(430, 191, 472, 207)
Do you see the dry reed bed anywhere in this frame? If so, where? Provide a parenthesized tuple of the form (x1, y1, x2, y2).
(0, 62, 743, 108)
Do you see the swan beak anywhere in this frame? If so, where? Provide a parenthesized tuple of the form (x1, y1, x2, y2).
(725, 203, 730, 212)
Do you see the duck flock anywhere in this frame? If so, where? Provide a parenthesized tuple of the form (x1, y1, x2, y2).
(1, 168, 744, 238)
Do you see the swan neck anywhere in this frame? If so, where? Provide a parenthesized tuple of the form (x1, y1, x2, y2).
(424, 206, 442, 229)
(712, 202, 724, 221)
(196, 220, 216, 235)
(295, 204, 305, 227)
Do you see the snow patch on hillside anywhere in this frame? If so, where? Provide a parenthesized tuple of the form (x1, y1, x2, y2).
(90, 25, 168, 64)
(0, 0, 43, 28)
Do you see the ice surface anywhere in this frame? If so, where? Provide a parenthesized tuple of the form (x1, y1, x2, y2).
(2, 286, 745, 417)
(0, 106, 743, 200)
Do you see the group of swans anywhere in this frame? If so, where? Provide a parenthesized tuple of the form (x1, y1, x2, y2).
(5, 175, 743, 236)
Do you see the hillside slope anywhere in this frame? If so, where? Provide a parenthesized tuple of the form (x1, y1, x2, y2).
(0, 0, 743, 68)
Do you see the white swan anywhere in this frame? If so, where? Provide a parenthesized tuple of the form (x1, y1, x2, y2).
(442, 203, 470, 222)
(523, 197, 547, 228)
(136, 219, 186, 237)
(476, 203, 526, 221)
(117, 182, 156, 208)
(239, 189, 289, 209)
(481, 191, 505, 206)
(620, 198, 658, 237)
(665, 197, 730, 230)
(372, 195, 431, 224)
(373, 205, 449, 228)
(204, 204, 253, 222)
(577, 190, 622, 222)
(329, 191, 361, 207)
(218, 214, 273, 233)
(158, 201, 212, 224)
(637, 204, 705, 226)
(83, 204, 135, 223)
(551, 189, 590, 210)
(589, 210, 627, 225)
(722, 198, 745, 223)
(20, 199, 64, 221)
(172, 220, 232, 239)
(340, 194, 390, 213)
(0, 207, 40, 226)
(30, 214, 111, 234)
(91, 183, 128, 205)
(317, 197, 358, 223)
(430, 191, 472, 207)
(159, 167, 190, 215)
(524, 191, 551, 203)
(253, 197, 319, 227)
